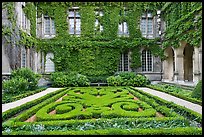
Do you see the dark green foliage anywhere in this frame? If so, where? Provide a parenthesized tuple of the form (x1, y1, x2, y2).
(2, 77, 29, 94)
(191, 80, 202, 99)
(107, 72, 150, 86)
(11, 67, 41, 90)
(50, 72, 90, 87)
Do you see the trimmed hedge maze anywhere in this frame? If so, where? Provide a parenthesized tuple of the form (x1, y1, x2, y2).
(2, 87, 202, 135)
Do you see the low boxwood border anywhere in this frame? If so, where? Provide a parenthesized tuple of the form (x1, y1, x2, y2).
(2, 127, 202, 135)
(2, 87, 48, 104)
(146, 85, 202, 106)
(129, 87, 202, 123)
(2, 88, 67, 122)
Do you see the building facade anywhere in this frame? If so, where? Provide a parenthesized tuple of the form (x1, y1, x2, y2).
(2, 2, 202, 86)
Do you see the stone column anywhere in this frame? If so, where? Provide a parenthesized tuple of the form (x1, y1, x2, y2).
(174, 48, 184, 82)
(193, 47, 201, 83)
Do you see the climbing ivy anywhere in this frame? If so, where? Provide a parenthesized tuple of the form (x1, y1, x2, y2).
(35, 2, 165, 77)
(162, 2, 202, 48)
(4, 2, 200, 77)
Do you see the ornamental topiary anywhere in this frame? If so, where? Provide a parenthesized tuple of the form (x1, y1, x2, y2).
(191, 80, 202, 100)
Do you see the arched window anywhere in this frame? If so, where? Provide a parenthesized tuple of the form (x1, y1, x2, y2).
(142, 50, 153, 71)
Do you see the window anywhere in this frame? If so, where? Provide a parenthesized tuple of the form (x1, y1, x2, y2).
(21, 47, 26, 68)
(140, 13, 153, 36)
(95, 19, 103, 33)
(142, 50, 153, 71)
(44, 16, 55, 35)
(68, 8, 81, 35)
(21, 5, 29, 32)
(95, 11, 103, 33)
(118, 22, 129, 36)
(118, 52, 129, 71)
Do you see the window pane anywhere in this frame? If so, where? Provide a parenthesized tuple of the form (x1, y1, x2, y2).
(95, 19, 99, 27)
(69, 11, 74, 17)
(69, 19, 74, 34)
(51, 20, 55, 34)
(118, 23, 123, 34)
(44, 17, 50, 34)
(76, 19, 81, 34)
(100, 25, 103, 32)
(76, 11, 80, 17)
(124, 22, 128, 34)
(147, 19, 153, 34)
(142, 50, 146, 71)
(141, 19, 146, 34)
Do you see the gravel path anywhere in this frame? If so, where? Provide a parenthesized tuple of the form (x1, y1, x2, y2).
(134, 87, 202, 114)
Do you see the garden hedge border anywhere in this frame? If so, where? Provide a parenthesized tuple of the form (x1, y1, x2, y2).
(2, 87, 47, 104)
(146, 85, 202, 106)
(3, 127, 202, 135)
(129, 87, 202, 123)
(2, 88, 67, 122)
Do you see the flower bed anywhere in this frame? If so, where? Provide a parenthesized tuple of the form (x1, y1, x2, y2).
(2, 87, 202, 135)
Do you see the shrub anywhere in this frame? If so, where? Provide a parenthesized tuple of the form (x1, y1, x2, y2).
(51, 72, 90, 87)
(107, 72, 149, 86)
(191, 80, 202, 99)
(11, 67, 41, 90)
(107, 76, 123, 86)
(2, 77, 29, 94)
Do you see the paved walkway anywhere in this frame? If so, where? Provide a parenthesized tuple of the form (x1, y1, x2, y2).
(134, 87, 202, 114)
(2, 88, 64, 113)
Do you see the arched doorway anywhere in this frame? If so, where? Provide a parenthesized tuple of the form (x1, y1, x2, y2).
(183, 44, 194, 81)
(164, 47, 175, 81)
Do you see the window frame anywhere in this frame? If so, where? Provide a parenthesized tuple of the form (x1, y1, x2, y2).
(141, 49, 153, 72)
(43, 15, 55, 36)
(118, 21, 129, 36)
(140, 12, 154, 38)
(118, 52, 130, 72)
(68, 7, 81, 36)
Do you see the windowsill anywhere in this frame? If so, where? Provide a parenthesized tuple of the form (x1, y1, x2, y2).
(43, 34, 56, 39)
(118, 34, 129, 37)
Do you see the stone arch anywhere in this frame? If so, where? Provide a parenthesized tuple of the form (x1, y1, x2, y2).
(163, 46, 175, 81)
(183, 44, 194, 81)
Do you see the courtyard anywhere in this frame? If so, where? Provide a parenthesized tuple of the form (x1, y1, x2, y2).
(2, 2, 202, 135)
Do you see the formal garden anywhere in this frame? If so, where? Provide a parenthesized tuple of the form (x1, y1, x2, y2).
(2, 2, 202, 135)
(2, 68, 202, 135)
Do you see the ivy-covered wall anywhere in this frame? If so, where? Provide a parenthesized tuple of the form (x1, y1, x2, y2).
(161, 2, 202, 48)
(3, 2, 201, 78)
(35, 2, 165, 77)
